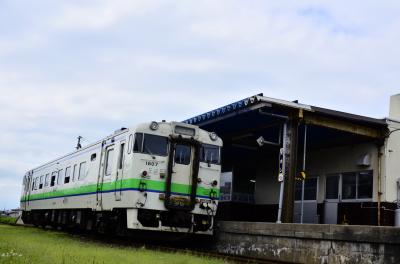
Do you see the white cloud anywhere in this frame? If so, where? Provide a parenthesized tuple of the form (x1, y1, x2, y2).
(52, 0, 163, 31)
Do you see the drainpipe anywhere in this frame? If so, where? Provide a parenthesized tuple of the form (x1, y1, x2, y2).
(376, 127, 399, 226)
(300, 124, 307, 224)
(377, 145, 382, 226)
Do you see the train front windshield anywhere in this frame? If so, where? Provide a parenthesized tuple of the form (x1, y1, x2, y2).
(200, 144, 220, 164)
(134, 133, 169, 156)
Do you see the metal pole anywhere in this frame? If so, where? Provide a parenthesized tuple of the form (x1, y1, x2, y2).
(300, 125, 307, 224)
(277, 123, 287, 223)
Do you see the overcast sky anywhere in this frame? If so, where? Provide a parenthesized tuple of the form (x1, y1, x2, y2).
(1, 1, 399, 209)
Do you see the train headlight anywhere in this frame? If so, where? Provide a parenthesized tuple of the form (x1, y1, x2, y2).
(209, 132, 218, 141)
(142, 170, 148, 177)
(149, 121, 159, 130)
(211, 180, 218, 187)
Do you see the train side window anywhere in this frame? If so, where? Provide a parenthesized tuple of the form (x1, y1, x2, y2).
(78, 162, 87, 180)
(133, 133, 143, 152)
(57, 169, 64, 185)
(91, 153, 96, 161)
(64, 166, 71, 184)
(105, 149, 114, 176)
(118, 143, 125, 170)
(27, 177, 31, 192)
(72, 164, 77, 182)
(50, 172, 57, 187)
(44, 174, 50, 187)
(32, 177, 36, 191)
(34, 177, 38, 190)
(39, 175, 44, 189)
(128, 134, 133, 154)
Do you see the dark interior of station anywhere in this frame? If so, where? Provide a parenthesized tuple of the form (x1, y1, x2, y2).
(195, 103, 389, 225)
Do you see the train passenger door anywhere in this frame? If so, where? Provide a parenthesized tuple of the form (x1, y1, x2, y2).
(114, 141, 125, 201)
(97, 144, 116, 208)
(173, 144, 193, 195)
(165, 140, 200, 211)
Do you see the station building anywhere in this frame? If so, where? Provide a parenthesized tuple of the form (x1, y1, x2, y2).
(184, 94, 400, 226)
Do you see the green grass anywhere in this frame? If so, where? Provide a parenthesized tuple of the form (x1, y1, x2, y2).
(0, 224, 229, 264)
(0, 216, 17, 225)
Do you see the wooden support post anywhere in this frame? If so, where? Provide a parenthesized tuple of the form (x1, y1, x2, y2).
(282, 114, 299, 223)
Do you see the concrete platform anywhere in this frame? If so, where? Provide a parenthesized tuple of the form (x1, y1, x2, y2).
(214, 221, 400, 264)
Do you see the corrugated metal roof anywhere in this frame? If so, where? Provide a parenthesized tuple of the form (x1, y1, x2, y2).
(184, 93, 387, 128)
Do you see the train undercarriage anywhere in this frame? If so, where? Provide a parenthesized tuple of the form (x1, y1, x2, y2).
(21, 208, 213, 236)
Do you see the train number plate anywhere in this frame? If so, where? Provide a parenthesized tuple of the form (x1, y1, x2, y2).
(170, 196, 190, 206)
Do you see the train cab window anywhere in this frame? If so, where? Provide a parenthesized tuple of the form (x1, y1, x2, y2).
(50, 172, 57, 187)
(105, 149, 114, 176)
(200, 144, 220, 165)
(78, 162, 87, 180)
(32, 178, 36, 191)
(64, 166, 71, 184)
(128, 134, 133, 154)
(133, 133, 143, 152)
(39, 176, 44, 189)
(91, 153, 96, 161)
(57, 169, 64, 185)
(44, 174, 50, 187)
(174, 144, 191, 165)
(142, 134, 168, 156)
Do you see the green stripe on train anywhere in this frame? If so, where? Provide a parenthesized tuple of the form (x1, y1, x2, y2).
(20, 178, 219, 202)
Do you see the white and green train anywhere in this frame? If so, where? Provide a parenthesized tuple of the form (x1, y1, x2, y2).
(20, 121, 222, 235)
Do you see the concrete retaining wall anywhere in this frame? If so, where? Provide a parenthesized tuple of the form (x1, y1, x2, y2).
(215, 221, 400, 264)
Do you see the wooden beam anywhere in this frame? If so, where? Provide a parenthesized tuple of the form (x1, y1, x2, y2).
(303, 113, 383, 138)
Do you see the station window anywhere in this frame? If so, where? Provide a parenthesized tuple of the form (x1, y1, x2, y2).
(200, 144, 220, 165)
(105, 149, 114, 176)
(174, 144, 191, 165)
(78, 162, 87, 180)
(331, 170, 374, 200)
(357, 171, 373, 199)
(325, 174, 339, 200)
(50, 172, 57, 187)
(57, 169, 64, 185)
(44, 174, 50, 187)
(342, 172, 357, 199)
(295, 177, 318, 201)
(64, 166, 71, 184)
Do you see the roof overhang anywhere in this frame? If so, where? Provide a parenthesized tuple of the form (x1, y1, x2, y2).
(184, 93, 388, 139)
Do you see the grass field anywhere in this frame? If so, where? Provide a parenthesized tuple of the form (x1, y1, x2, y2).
(0, 224, 229, 264)
(0, 216, 17, 225)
